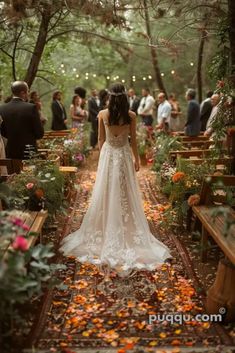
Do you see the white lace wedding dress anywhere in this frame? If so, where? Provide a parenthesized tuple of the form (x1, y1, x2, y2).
(60, 116, 171, 274)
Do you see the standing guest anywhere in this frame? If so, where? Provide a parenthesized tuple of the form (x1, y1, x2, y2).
(168, 93, 181, 131)
(98, 89, 109, 111)
(155, 92, 172, 133)
(51, 90, 67, 131)
(128, 88, 140, 114)
(29, 91, 47, 125)
(70, 94, 87, 128)
(0, 115, 7, 176)
(184, 89, 201, 136)
(137, 88, 155, 126)
(0, 81, 44, 160)
(74, 86, 87, 109)
(200, 90, 213, 131)
(88, 89, 100, 148)
(204, 94, 221, 137)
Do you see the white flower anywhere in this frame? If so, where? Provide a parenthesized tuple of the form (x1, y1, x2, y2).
(45, 173, 51, 178)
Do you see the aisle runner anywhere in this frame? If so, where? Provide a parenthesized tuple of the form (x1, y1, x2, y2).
(36, 169, 231, 352)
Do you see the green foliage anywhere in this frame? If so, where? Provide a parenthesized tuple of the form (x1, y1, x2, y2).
(0, 210, 65, 345)
(6, 161, 65, 216)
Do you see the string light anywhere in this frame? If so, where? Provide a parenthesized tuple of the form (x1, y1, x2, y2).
(73, 68, 76, 72)
(148, 75, 152, 79)
(76, 74, 79, 78)
(190, 62, 194, 66)
(85, 76, 89, 80)
(61, 69, 65, 74)
(171, 70, 175, 75)
(161, 73, 164, 76)
(121, 79, 125, 83)
(93, 74, 97, 77)
(85, 72, 89, 76)
(106, 76, 110, 80)
(60, 63, 64, 68)
(143, 77, 146, 81)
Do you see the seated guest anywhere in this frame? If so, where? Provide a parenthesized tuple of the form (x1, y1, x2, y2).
(0, 81, 44, 159)
(204, 93, 221, 137)
(51, 90, 67, 131)
(184, 88, 201, 136)
(200, 90, 213, 131)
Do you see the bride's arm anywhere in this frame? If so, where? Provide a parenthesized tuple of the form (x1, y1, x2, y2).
(98, 113, 105, 150)
(129, 111, 140, 172)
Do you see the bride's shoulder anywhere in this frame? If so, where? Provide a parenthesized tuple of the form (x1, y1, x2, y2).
(128, 110, 136, 120)
(98, 108, 108, 119)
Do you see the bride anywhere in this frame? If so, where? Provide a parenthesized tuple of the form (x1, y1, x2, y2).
(60, 83, 171, 274)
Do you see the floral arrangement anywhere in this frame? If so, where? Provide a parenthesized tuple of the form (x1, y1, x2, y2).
(0, 210, 65, 350)
(63, 125, 90, 167)
(6, 161, 65, 216)
(136, 123, 153, 157)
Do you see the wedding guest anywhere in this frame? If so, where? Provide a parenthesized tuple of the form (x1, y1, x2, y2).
(200, 90, 213, 131)
(204, 93, 221, 137)
(29, 91, 47, 125)
(137, 88, 155, 126)
(98, 89, 109, 111)
(184, 89, 201, 136)
(74, 86, 87, 109)
(128, 88, 140, 114)
(168, 93, 181, 131)
(51, 90, 67, 130)
(70, 94, 87, 128)
(0, 81, 44, 159)
(0, 115, 7, 176)
(156, 92, 172, 133)
(88, 89, 100, 148)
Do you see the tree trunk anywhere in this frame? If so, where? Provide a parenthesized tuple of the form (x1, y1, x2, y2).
(24, 9, 51, 88)
(143, 0, 167, 96)
(228, 0, 235, 76)
(197, 29, 207, 103)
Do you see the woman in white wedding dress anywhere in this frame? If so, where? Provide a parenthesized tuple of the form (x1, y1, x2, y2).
(60, 83, 171, 274)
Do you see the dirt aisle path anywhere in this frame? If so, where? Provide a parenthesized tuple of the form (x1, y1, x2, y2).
(33, 151, 233, 353)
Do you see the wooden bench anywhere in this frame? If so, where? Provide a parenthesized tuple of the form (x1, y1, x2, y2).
(192, 205, 235, 263)
(1, 210, 48, 256)
(181, 140, 219, 149)
(0, 158, 23, 174)
(180, 135, 209, 142)
(169, 149, 212, 161)
(43, 130, 71, 139)
(191, 175, 235, 321)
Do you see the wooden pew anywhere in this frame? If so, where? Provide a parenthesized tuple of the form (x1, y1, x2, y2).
(180, 135, 209, 142)
(0, 210, 48, 255)
(169, 149, 212, 161)
(0, 158, 23, 174)
(191, 175, 235, 322)
(181, 140, 219, 149)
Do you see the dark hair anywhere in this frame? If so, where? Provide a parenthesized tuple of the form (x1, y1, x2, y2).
(143, 87, 150, 93)
(74, 86, 86, 99)
(52, 90, 61, 100)
(108, 83, 130, 126)
(11, 81, 28, 96)
(186, 88, 196, 99)
(30, 91, 37, 100)
(206, 90, 214, 98)
(99, 89, 109, 111)
(72, 94, 79, 105)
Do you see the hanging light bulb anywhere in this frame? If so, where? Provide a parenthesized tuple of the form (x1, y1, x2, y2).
(93, 73, 97, 77)
(190, 62, 194, 66)
(171, 70, 175, 75)
(161, 72, 165, 77)
(61, 69, 65, 74)
(143, 77, 146, 81)
(60, 63, 64, 68)
(73, 68, 76, 72)
(121, 79, 125, 83)
(107, 76, 110, 80)
(148, 75, 152, 79)
(76, 74, 79, 78)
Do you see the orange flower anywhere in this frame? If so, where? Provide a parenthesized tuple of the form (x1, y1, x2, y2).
(227, 127, 235, 136)
(34, 188, 44, 199)
(187, 194, 200, 207)
(172, 172, 185, 183)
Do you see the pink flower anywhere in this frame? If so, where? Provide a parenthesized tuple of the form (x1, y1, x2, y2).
(12, 236, 29, 252)
(26, 183, 34, 189)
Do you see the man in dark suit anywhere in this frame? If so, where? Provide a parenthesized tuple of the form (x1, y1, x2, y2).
(0, 81, 44, 160)
(88, 89, 100, 148)
(184, 89, 201, 136)
(200, 90, 213, 131)
(51, 90, 67, 130)
(128, 88, 140, 114)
